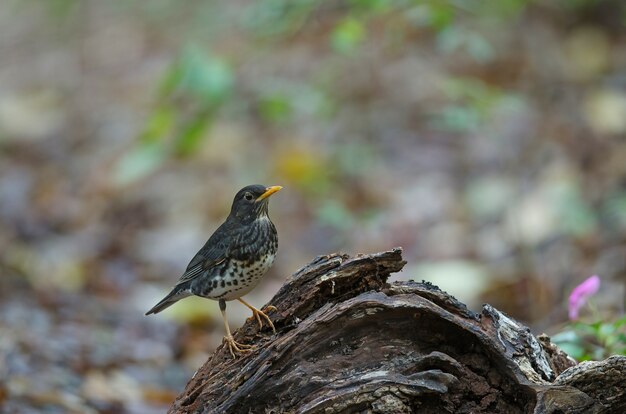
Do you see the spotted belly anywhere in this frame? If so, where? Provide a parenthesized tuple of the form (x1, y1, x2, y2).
(202, 253, 276, 301)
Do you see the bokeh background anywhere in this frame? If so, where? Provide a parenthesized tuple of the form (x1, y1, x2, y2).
(1, 0, 625, 412)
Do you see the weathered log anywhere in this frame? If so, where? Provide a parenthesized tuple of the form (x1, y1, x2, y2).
(170, 248, 626, 414)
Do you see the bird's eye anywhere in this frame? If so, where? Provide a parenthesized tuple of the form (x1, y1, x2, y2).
(244, 192, 254, 201)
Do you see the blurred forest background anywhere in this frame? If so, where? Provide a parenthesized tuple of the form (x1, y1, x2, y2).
(1, 0, 625, 413)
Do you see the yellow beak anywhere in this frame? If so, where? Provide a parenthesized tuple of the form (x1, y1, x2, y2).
(256, 185, 283, 202)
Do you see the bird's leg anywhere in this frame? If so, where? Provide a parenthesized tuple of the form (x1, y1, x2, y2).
(219, 299, 253, 358)
(237, 298, 276, 333)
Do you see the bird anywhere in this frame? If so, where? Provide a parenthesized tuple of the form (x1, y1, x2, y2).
(145, 184, 282, 358)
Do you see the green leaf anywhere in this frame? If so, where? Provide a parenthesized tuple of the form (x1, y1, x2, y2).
(258, 94, 292, 123)
(331, 18, 366, 54)
(139, 106, 174, 144)
(613, 315, 626, 328)
(174, 106, 215, 157)
(348, 0, 390, 14)
(430, 6, 454, 30)
(556, 342, 586, 360)
(572, 321, 600, 336)
(179, 46, 233, 103)
(598, 322, 616, 340)
(144, 47, 234, 157)
(157, 61, 185, 100)
(551, 330, 579, 343)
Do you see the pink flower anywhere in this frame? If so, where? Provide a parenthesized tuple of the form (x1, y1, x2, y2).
(568, 275, 600, 320)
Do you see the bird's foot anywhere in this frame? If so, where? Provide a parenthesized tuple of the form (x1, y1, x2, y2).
(249, 306, 276, 333)
(263, 305, 278, 313)
(223, 335, 254, 359)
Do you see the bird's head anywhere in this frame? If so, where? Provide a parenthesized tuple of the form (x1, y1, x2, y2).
(230, 184, 282, 222)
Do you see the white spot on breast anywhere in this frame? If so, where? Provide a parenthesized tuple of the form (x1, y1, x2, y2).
(210, 254, 276, 301)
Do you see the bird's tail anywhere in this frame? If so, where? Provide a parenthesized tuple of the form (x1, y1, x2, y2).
(145, 287, 191, 315)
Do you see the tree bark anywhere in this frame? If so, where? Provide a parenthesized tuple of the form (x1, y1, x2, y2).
(170, 248, 626, 414)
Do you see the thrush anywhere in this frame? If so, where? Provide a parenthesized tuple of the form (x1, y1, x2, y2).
(145, 184, 282, 357)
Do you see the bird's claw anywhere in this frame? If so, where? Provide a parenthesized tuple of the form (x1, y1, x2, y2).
(248, 307, 276, 333)
(223, 335, 254, 359)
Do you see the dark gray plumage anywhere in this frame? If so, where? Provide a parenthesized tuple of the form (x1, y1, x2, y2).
(145, 184, 282, 357)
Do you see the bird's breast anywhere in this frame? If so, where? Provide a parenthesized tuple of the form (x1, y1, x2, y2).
(200, 253, 276, 301)
(231, 216, 277, 260)
(194, 216, 277, 300)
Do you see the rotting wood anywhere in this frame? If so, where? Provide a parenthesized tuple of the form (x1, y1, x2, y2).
(170, 248, 626, 414)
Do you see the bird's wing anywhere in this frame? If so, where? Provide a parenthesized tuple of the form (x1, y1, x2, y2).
(175, 222, 235, 285)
